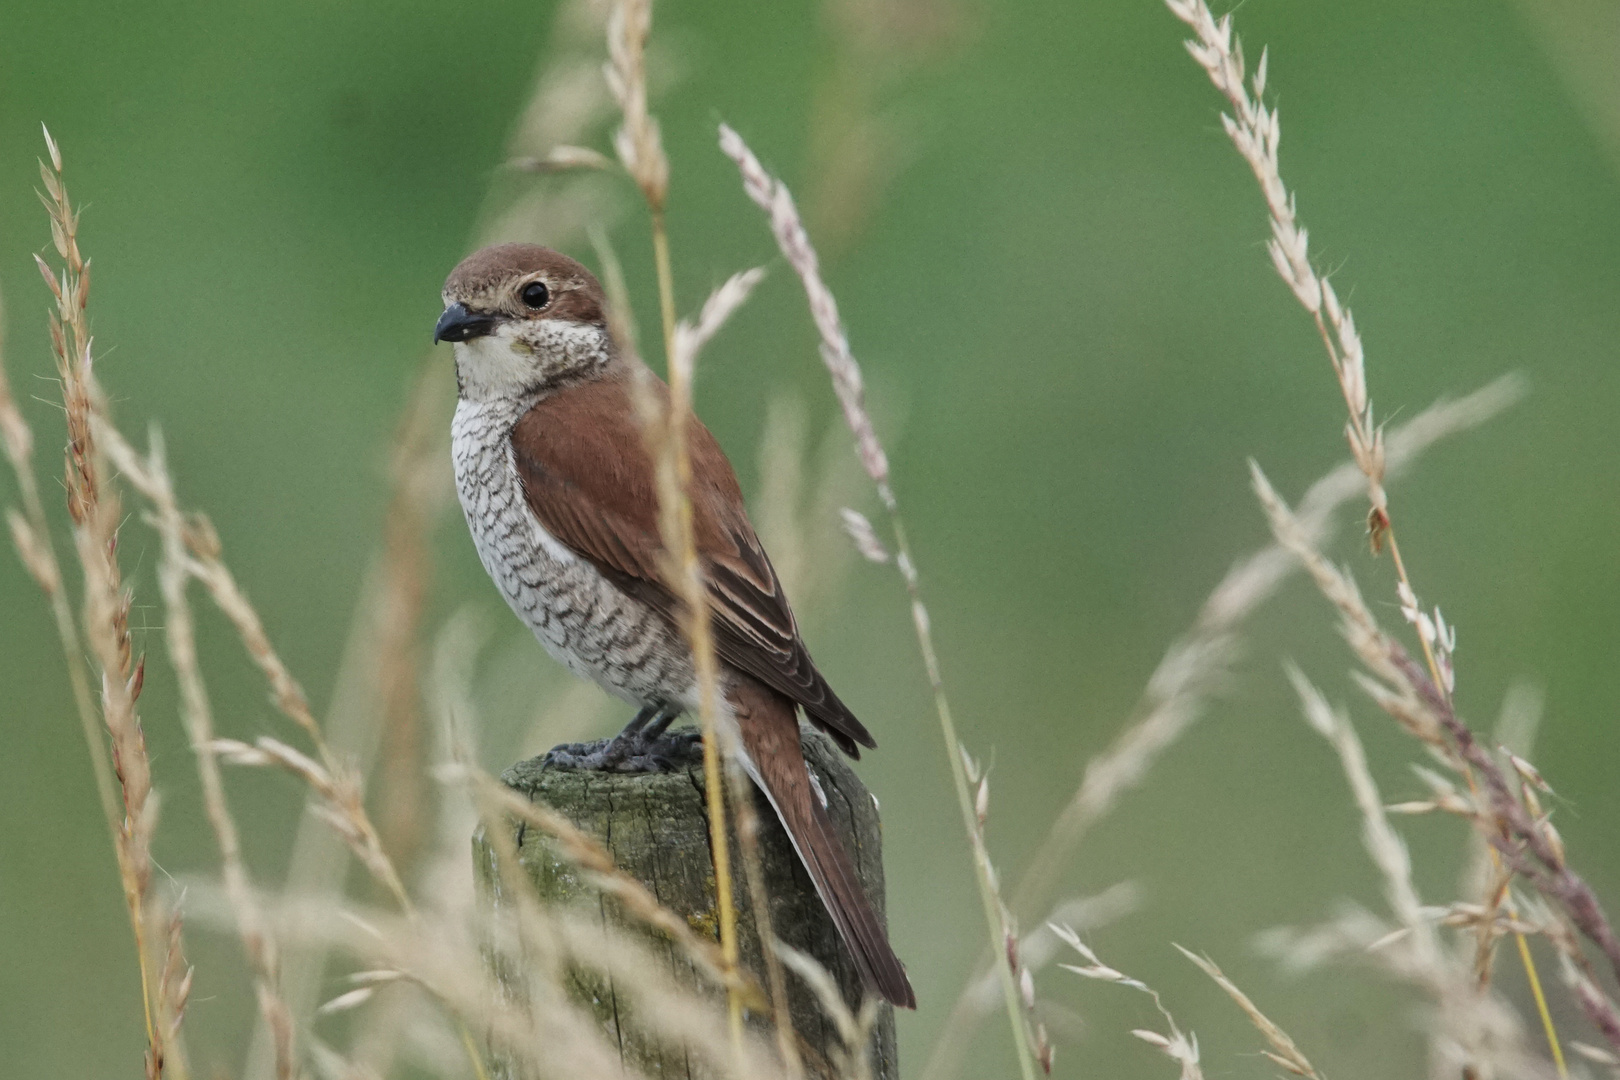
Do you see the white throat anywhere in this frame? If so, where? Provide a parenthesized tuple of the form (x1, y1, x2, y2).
(452, 318, 611, 403)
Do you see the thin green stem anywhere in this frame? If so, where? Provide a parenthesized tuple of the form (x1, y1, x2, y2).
(456, 1017, 494, 1080)
(651, 214, 678, 358)
(22, 492, 121, 836)
(649, 207, 746, 1053)
(1323, 300, 1569, 1080)
(884, 504, 1038, 1080)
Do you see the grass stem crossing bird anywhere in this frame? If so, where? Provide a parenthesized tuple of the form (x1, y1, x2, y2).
(437, 243, 914, 1008)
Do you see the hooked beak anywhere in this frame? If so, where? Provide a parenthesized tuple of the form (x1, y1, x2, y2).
(434, 302, 497, 344)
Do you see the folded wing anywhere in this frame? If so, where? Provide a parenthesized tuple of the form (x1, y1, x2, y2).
(509, 369, 876, 756)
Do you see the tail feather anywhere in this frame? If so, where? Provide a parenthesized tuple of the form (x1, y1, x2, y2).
(792, 777, 917, 1008)
(731, 678, 916, 1009)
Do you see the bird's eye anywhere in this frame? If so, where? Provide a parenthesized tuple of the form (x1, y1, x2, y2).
(521, 281, 551, 309)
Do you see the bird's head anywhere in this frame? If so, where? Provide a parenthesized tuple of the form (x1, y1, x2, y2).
(436, 243, 612, 401)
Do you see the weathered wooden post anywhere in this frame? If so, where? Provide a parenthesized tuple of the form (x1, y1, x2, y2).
(475, 729, 900, 1079)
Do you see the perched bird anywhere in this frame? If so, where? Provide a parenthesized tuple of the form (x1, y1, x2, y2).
(436, 242, 914, 1008)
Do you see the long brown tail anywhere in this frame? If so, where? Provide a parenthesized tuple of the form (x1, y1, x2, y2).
(730, 677, 916, 1009)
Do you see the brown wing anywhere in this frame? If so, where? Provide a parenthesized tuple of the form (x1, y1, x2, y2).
(509, 369, 875, 755)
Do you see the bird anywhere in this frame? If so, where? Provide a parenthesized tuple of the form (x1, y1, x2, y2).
(435, 242, 915, 1009)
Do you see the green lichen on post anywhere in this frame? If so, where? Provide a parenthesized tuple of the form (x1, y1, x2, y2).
(474, 729, 899, 1080)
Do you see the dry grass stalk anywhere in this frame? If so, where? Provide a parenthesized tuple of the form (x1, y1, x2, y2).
(626, 273, 746, 1035)
(775, 943, 882, 1080)
(98, 417, 512, 1077)
(1288, 668, 1438, 967)
(1051, 927, 1204, 1080)
(262, 4, 620, 1062)
(548, 911, 790, 1079)
(754, 394, 870, 627)
(1408, 666, 1620, 1057)
(1286, 667, 1529, 1076)
(1011, 379, 1519, 926)
(0, 289, 121, 834)
(1253, 466, 1620, 1064)
(1165, 0, 1573, 1064)
(19, 131, 178, 1074)
(371, 362, 452, 881)
(958, 884, 1141, 1021)
(1266, 670, 1547, 1078)
(719, 121, 1040, 1080)
(102, 425, 301, 1080)
(213, 883, 625, 1078)
(1165, 0, 1464, 716)
(725, 764, 805, 1079)
(517, 144, 618, 173)
(1173, 946, 1323, 1079)
(1164, 0, 1472, 750)
(1457, 686, 1544, 996)
(635, 268, 809, 1072)
(719, 126, 888, 492)
(587, 222, 640, 357)
(460, 727, 787, 1079)
(456, 763, 763, 1004)
(747, 400, 877, 1080)
(92, 408, 494, 1080)
(213, 736, 408, 896)
(1164, 0, 1386, 533)
(1536, 904, 1620, 1060)
(603, 0, 764, 1058)
(99, 423, 413, 916)
(1429, 705, 1620, 976)
(837, 507, 889, 565)
(961, 748, 1054, 1072)
(431, 609, 833, 1080)
(605, 0, 676, 358)
(605, 0, 667, 213)
(924, 378, 1519, 1080)
(149, 896, 195, 1080)
(250, 8, 630, 1068)
(1256, 700, 1544, 1079)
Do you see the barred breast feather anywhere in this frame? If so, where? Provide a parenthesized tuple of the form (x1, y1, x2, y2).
(451, 393, 696, 707)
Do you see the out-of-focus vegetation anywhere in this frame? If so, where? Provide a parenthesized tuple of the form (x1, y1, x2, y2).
(3, 0, 1619, 1075)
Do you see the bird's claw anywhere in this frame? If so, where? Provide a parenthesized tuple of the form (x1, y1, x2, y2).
(543, 727, 701, 774)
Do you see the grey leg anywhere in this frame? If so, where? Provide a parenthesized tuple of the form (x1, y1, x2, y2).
(543, 702, 694, 773)
(638, 702, 683, 743)
(617, 702, 662, 739)
(596, 703, 666, 768)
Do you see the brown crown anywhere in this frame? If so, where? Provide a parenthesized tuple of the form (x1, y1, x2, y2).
(443, 243, 607, 325)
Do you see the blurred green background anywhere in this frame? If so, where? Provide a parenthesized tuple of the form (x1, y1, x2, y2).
(3, 0, 1619, 1075)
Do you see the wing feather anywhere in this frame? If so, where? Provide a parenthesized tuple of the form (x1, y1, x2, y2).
(509, 371, 875, 755)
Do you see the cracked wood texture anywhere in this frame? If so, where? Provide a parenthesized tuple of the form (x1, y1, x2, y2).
(475, 729, 899, 1080)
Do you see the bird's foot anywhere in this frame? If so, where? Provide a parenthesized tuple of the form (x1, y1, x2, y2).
(543, 726, 702, 774)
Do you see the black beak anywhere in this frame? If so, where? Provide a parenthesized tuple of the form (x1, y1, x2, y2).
(434, 302, 497, 344)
